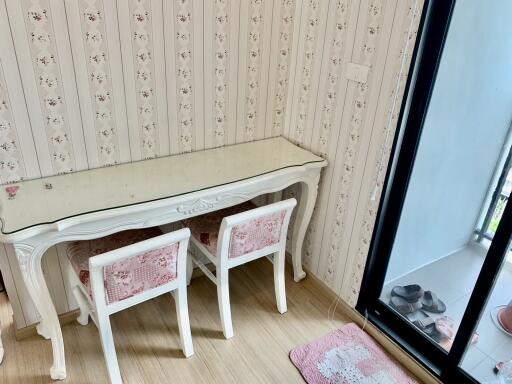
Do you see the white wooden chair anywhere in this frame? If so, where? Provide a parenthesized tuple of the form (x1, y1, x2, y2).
(66, 227, 193, 384)
(183, 198, 297, 339)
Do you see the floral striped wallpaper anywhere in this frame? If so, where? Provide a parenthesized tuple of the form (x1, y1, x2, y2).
(80, 1, 121, 166)
(284, 0, 424, 306)
(0, 63, 26, 183)
(0, 0, 295, 183)
(0, 0, 425, 328)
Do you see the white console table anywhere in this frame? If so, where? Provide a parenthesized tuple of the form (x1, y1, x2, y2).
(0, 137, 326, 380)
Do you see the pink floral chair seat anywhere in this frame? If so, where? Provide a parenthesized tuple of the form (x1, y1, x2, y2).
(67, 228, 179, 304)
(183, 201, 286, 258)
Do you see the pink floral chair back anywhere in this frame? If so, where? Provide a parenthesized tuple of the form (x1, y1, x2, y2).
(216, 198, 297, 265)
(102, 242, 179, 304)
(67, 228, 182, 304)
(228, 210, 287, 259)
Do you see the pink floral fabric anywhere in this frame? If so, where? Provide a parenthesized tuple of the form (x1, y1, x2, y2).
(183, 201, 286, 259)
(67, 228, 180, 304)
(289, 323, 419, 384)
(229, 210, 285, 258)
(183, 202, 257, 256)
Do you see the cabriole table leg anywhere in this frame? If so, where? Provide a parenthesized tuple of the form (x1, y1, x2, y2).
(291, 172, 320, 282)
(13, 243, 66, 380)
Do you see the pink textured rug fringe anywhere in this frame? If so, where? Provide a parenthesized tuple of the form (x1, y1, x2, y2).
(289, 323, 418, 384)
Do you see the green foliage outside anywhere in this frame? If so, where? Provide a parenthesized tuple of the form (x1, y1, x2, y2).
(487, 197, 507, 235)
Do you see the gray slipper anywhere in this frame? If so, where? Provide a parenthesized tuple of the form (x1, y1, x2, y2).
(412, 314, 435, 330)
(391, 284, 424, 302)
(389, 296, 422, 315)
(412, 312, 443, 342)
(422, 291, 446, 313)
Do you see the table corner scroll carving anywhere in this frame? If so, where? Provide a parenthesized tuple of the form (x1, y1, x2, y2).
(12, 243, 34, 273)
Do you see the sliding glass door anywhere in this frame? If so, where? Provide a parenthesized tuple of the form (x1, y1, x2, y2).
(357, 0, 512, 382)
(459, 236, 512, 382)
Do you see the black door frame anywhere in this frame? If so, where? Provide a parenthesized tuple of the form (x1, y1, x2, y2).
(356, 0, 512, 382)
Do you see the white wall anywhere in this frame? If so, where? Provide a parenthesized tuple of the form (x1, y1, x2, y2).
(386, 0, 512, 281)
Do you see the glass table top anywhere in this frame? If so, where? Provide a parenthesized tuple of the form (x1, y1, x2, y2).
(0, 137, 325, 235)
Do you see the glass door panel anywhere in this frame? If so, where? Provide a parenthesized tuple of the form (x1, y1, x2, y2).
(460, 237, 512, 383)
(378, 0, 512, 354)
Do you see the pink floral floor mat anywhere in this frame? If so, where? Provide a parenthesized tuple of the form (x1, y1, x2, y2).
(289, 323, 419, 384)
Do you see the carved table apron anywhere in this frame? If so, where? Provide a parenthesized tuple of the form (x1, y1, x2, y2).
(0, 137, 326, 380)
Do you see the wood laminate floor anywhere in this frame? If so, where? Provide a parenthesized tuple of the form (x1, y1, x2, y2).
(0, 259, 350, 383)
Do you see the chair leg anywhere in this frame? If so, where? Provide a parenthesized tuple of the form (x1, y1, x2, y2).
(96, 312, 122, 384)
(174, 284, 194, 357)
(274, 251, 287, 314)
(186, 254, 193, 286)
(72, 286, 91, 326)
(217, 267, 233, 339)
(67, 264, 90, 325)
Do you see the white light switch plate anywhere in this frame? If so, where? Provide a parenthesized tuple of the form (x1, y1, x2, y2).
(346, 62, 369, 83)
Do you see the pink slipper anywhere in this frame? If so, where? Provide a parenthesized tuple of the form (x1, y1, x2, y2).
(437, 317, 479, 352)
(435, 316, 454, 340)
